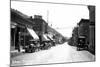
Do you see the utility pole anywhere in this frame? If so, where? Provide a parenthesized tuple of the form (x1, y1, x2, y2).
(47, 10, 49, 24)
(46, 10, 49, 33)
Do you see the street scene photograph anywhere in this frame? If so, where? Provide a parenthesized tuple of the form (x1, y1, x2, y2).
(10, 0, 95, 67)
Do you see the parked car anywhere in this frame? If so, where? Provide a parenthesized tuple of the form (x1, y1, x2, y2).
(77, 36, 88, 51)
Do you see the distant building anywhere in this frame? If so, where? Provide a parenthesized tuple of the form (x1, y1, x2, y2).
(31, 15, 48, 35)
(34, 15, 42, 19)
(78, 19, 90, 45)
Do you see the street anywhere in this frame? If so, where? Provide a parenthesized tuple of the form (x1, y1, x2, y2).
(11, 42, 95, 66)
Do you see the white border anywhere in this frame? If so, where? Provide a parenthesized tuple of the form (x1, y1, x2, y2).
(0, 0, 98, 67)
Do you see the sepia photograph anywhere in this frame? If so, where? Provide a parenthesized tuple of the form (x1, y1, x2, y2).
(10, 0, 95, 66)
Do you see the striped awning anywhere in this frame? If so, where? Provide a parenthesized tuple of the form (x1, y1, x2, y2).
(27, 28, 39, 40)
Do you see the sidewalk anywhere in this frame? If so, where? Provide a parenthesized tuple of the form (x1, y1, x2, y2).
(10, 46, 24, 58)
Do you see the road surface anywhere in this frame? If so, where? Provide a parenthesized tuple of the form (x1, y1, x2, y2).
(11, 42, 95, 66)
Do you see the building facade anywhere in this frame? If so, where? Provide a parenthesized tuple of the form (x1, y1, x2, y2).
(88, 6, 95, 54)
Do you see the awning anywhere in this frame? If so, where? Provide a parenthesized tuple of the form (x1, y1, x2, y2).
(11, 21, 17, 28)
(27, 28, 39, 40)
(42, 34, 50, 41)
(47, 34, 53, 40)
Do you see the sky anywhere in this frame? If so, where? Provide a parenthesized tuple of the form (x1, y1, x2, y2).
(11, 1, 89, 38)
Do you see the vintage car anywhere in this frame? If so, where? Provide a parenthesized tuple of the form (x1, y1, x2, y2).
(40, 34, 55, 50)
(77, 36, 88, 51)
(24, 39, 40, 53)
